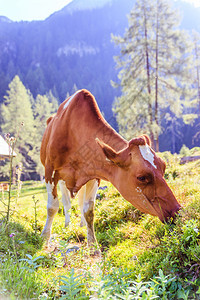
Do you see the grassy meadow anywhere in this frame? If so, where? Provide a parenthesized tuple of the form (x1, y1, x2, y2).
(0, 148, 200, 299)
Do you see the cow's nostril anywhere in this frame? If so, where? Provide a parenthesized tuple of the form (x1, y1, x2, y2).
(166, 206, 181, 223)
(171, 205, 181, 217)
(160, 205, 181, 224)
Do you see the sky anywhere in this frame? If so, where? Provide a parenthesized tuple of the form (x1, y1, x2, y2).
(0, 0, 199, 22)
(187, 0, 200, 6)
(0, 0, 73, 22)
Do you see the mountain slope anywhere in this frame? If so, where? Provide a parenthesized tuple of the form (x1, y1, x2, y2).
(60, 0, 113, 13)
(0, 0, 134, 123)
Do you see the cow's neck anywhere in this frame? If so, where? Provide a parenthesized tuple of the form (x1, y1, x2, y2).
(74, 153, 119, 194)
(68, 116, 128, 195)
(74, 123, 127, 190)
(96, 119, 127, 152)
(96, 126, 126, 180)
(95, 160, 119, 183)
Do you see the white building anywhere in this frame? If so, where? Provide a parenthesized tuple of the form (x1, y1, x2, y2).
(0, 135, 17, 160)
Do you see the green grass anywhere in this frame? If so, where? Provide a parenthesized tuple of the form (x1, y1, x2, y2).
(0, 149, 200, 299)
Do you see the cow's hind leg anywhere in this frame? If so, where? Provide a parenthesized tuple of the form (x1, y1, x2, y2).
(77, 186, 86, 227)
(59, 180, 71, 227)
(42, 167, 59, 246)
(79, 180, 99, 253)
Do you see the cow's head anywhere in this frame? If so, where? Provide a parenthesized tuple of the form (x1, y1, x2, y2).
(97, 135, 181, 223)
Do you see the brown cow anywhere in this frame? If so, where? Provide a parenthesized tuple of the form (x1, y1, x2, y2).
(40, 89, 180, 249)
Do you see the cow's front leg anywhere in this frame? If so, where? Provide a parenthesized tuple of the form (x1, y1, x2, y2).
(42, 181, 59, 246)
(59, 180, 71, 227)
(83, 200, 96, 246)
(82, 180, 100, 254)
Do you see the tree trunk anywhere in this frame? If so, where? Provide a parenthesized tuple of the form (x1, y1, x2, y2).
(155, 0, 159, 152)
(171, 117, 176, 154)
(143, 0, 154, 147)
(194, 38, 200, 115)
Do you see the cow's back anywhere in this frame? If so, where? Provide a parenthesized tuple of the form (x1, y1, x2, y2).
(40, 89, 104, 169)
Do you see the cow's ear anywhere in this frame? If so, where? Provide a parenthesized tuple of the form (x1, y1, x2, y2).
(142, 134, 151, 146)
(129, 136, 146, 148)
(96, 138, 131, 167)
(129, 135, 151, 148)
(96, 138, 117, 161)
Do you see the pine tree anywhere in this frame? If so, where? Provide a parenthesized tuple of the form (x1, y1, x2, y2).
(188, 30, 200, 142)
(0, 75, 35, 178)
(112, 0, 154, 141)
(1, 75, 34, 139)
(31, 93, 58, 178)
(112, 0, 191, 151)
(46, 90, 58, 112)
(192, 31, 200, 116)
(0, 77, 59, 179)
(152, 0, 192, 151)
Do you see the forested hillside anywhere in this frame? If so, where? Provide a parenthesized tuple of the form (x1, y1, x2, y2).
(0, 0, 133, 122)
(0, 0, 199, 123)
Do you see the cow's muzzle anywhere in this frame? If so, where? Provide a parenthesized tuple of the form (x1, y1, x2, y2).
(160, 204, 182, 224)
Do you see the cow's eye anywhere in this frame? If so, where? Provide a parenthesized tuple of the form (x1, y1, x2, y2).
(137, 175, 153, 184)
(137, 176, 147, 182)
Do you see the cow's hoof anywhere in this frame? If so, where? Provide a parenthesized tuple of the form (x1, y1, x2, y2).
(41, 230, 50, 239)
(64, 220, 70, 227)
(80, 220, 86, 227)
(79, 215, 86, 227)
(41, 230, 51, 247)
(88, 246, 101, 257)
(64, 214, 70, 227)
(93, 249, 101, 257)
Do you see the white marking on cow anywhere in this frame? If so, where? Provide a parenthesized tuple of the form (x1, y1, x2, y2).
(46, 181, 58, 209)
(136, 186, 142, 193)
(136, 186, 148, 205)
(46, 181, 53, 193)
(78, 179, 98, 227)
(58, 180, 71, 227)
(139, 144, 157, 169)
(42, 182, 59, 244)
(63, 90, 81, 110)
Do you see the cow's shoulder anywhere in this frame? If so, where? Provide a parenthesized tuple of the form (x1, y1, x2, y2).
(58, 89, 102, 120)
(76, 89, 103, 119)
(61, 89, 94, 108)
